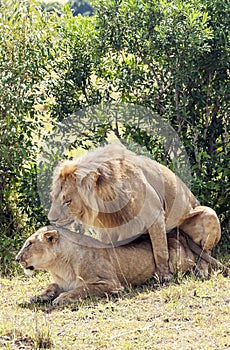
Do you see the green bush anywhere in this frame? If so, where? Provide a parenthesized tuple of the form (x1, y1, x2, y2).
(0, 0, 229, 275)
(0, 0, 54, 274)
(92, 0, 229, 246)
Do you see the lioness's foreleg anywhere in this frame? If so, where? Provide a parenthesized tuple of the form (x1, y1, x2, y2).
(53, 283, 123, 305)
(30, 283, 62, 303)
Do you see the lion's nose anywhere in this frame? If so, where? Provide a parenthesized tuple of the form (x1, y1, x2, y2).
(48, 208, 58, 222)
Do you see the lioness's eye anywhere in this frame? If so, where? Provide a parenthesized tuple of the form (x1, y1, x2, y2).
(65, 200, 72, 206)
(25, 241, 32, 248)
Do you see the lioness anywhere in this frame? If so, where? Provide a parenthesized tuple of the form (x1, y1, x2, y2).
(16, 226, 196, 305)
(48, 144, 221, 281)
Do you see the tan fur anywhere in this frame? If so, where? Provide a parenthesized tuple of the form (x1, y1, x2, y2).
(48, 144, 221, 280)
(16, 226, 195, 305)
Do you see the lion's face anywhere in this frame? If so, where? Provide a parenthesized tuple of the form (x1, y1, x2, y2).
(48, 171, 90, 226)
(48, 160, 93, 227)
(16, 226, 59, 276)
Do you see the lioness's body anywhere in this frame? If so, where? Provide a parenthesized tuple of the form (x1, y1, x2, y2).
(48, 144, 221, 280)
(16, 226, 195, 305)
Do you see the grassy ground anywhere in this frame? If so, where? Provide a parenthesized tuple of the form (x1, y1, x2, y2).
(0, 271, 229, 349)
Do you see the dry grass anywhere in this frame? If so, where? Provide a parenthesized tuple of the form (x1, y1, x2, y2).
(0, 271, 229, 349)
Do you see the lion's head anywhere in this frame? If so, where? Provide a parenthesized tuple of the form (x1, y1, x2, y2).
(48, 160, 98, 227)
(16, 226, 59, 276)
(48, 150, 147, 233)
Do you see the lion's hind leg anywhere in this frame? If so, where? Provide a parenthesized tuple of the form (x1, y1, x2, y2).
(167, 233, 195, 274)
(180, 206, 221, 278)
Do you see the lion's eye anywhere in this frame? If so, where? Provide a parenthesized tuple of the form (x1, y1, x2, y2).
(64, 199, 71, 207)
(65, 200, 72, 206)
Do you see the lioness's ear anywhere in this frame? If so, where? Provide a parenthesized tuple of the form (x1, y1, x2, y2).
(43, 230, 59, 244)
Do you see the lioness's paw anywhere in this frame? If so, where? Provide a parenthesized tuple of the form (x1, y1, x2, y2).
(30, 296, 43, 304)
(52, 292, 73, 305)
(52, 297, 71, 306)
(29, 295, 53, 304)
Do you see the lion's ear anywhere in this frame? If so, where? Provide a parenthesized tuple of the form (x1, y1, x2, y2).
(43, 230, 59, 244)
(81, 170, 100, 190)
(60, 163, 78, 181)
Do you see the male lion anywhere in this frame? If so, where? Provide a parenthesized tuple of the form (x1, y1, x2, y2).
(48, 144, 221, 281)
(16, 226, 196, 305)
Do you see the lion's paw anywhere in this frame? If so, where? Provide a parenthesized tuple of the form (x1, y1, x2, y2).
(194, 266, 209, 280)
(154, 271, 173, 285)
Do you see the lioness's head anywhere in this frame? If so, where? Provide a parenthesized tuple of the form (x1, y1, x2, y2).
(16, 226, 59, 276)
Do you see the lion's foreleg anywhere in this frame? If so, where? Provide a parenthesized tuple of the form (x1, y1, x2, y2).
(148, 219, 172, 283)
(30, 283, 62, 303)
